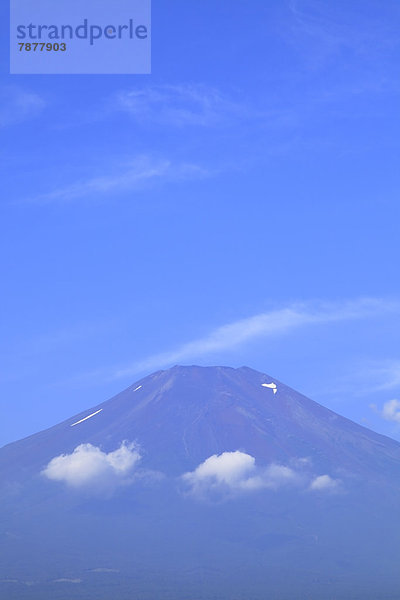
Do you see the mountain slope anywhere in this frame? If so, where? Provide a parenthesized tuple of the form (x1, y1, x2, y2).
(1, 365, 400, 600)
(2, 365, 399, 479)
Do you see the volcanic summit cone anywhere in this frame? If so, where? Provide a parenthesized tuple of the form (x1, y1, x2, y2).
(1, 366, 399, 599)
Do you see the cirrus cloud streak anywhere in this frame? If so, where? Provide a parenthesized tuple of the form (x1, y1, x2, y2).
(114, 298, 399, 380)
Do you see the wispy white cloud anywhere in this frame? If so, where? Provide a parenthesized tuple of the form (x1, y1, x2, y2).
(0, 86, 45, 127)
(287, 0, 398, 63)
(309, 474, 340, 492)
(33, 155, 209, 203)
(330, 360, 400, 400)
(112, 84, 305, 145)
(285, 0, 400, 118)
(104, 76, 395, 167)
(382, 399, 400, 423)
(42, 441, 141, 492)
(371, 399, 400, 424)
(288, 0, 359, 52)
(113, 298, 399, 379)
(381, 399, 400, 424)
(365, 362, 400, 393)
(114, 84, 250, 128)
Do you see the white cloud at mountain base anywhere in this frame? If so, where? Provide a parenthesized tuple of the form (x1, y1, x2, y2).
(309, 474, 340, 492)
(182, 451, 342, 499)
(42, 441, 141, 491)
(182, 451, 299, 497)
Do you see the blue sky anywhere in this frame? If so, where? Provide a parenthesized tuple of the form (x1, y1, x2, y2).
(1, 0, 400, 447)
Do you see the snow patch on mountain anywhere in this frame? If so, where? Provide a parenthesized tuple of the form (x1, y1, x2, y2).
(262, 382, 277, 394)
(70, 409, 103, 427)
(89, 568, 120, 573)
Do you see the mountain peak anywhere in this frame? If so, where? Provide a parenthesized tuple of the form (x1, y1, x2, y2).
(2, 365, 400, 599)
(2, 364, 399, 482)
